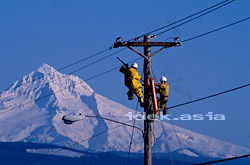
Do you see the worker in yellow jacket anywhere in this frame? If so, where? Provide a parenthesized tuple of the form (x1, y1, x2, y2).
(155, 76, 169, 115)
(120, 63, 144, 107)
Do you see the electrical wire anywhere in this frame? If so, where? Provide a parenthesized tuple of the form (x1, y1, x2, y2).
(155, 0, 235, 36)
(12, 71, 250, 165)
(154, 135, 162, 152)
(0, 0, 234, 102)
(158, 83, 250, 164)
(151, 67, 175, 164)
(136, 141, 144, 165)
(154, 63, 188, 163)
(127, 67, 145, 165)
(127, 102, 139, 165)
(0, 48, 110, 96)
(168, 83, 250, 110)
(160, 121, 174, 165)
(23, 120, 134, 165)
(0, 0, 240, 107)
(128, 0, 234, 41)
(194, 154, 250, 165)
(169, 119, 188, 164)
(1, 1, 247, 164)
(182, 16, 250, 42)
(151, 16, 250, 164)
(3, 0, 233, 99)
(4, 15, 250, 105)
(0, 48, 126, 104)
(35, 82, 249, 120)
(1, 12, 248, 149)
(20, 80, 250, 165)
(1, 1, 242, 109)
(3, 3, 249, 163)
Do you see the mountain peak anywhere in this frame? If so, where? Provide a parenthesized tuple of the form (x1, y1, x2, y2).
(36, 63, 57, 74)
(32, 63, 94, 98)
(1, 63, 94, 105)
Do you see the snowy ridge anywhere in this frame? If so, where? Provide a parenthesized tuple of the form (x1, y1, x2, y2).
(0, 63, 249, 160)
(26, 148, 86, 158)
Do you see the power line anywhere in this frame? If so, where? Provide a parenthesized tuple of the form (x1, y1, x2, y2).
(156, 83, 250, 162)
(0, 48, 126, 104)
(168, 119, 188, 164)
(136, 140, 144, 165)
(0, 48, 110, 96)
(151, 81, 250, 165)
(29, 81, 249, 119)
(151, 72, 250, 165)
(0, 57, 143, 115)
(0, 2, 246, 150)
(182, 16, 250, 42)
(4, 15, 249, 104)
(0, 0, 233, 99)
(194, 154, 250, 165)
(0, 0, 240, 106)
(127, 68, 146, 165)
(160, 120, 174, 165)
(0, 1, 239, 106)
(127, 102, 139, 165)
(1, 0, 231, 97)
(151, 16, 250, 164)
(154, 130, 162, 151)
(2, 1, 247, 164)
(155, 0, 235, 36)
(151, 67, 173, 163)
(2, 15, 249, 115)
(169, 83, 250, 110)
(23, 120, 134, 165)
(128, 0, 234, 41)
(21, 83, 250, 164)
(11, 74, 250, 164)
(151, 67, 180, 165)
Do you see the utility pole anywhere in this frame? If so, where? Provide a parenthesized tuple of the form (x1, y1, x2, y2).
(143, 35, 152, 165)
(114, 35, 181, 165)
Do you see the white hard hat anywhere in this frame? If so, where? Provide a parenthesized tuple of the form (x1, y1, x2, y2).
(160, 76, 167, 82)
(131, 63, 138, 69)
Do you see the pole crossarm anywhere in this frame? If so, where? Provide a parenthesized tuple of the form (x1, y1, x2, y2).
(127, 46, 149, 59)
(151, 46, 167, 57)
(114, 41, 181, 48)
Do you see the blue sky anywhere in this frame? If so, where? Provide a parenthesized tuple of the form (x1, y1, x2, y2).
(0, 0, 250, 149)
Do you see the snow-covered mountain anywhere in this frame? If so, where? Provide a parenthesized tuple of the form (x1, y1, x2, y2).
(0, 64, 249, 160)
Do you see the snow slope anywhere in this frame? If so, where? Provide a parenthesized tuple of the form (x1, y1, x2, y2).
(0, 64, 249, 160)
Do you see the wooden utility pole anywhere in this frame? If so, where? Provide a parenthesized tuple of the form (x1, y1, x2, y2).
(143, 35, 152, 165)
(114, 35, 181, 165)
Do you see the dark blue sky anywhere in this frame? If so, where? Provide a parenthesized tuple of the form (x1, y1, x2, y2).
(0, 0, 250, 149)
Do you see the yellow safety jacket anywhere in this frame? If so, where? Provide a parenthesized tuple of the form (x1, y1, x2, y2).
(120, 65, 142, 89)
(155, 83, 169, 97)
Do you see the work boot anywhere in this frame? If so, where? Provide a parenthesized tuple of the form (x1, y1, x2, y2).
(152, 113, 159, 119)
(128, 95, 134, 100)
(138, 97, 144, 107)
(154, 114, 159, 119)
(127, 91, 134, 100)
(133, 89, 138, 94)
(163, 107, 168, 115)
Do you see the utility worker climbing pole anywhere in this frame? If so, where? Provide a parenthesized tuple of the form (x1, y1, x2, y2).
(118, 58, 144, 107)
(155, 76, 169, 115)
